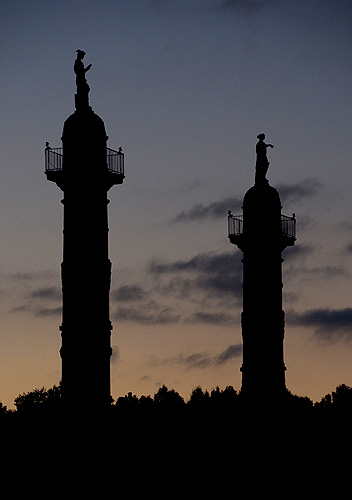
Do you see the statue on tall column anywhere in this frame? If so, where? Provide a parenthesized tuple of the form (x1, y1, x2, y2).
(255, 133, 274, 185)
(74, 50, 92, 109)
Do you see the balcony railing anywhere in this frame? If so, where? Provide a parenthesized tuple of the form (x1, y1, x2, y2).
(106, 147, 124, 176)
(281, 214, 296, 239)
(228, 212, 296, 240)
(44, 145, 125, 177)
(45, 146, 63, 172)
(228, 212, 243, 238)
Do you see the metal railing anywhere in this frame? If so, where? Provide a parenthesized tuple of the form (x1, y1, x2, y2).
(106, 147, 124, 176)
(44, 145, 125, 177)
(228, 212, 243, 237)
(281, 214, 296, 239)
(228, 212, 296, 239)
(45, 146, 63, 172)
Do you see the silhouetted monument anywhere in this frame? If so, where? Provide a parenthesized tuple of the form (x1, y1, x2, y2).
(228, 136, 295, 399)
(74, 49, 92, 111)
(255, 133, 273, 185)
(45, 51, 125, 409)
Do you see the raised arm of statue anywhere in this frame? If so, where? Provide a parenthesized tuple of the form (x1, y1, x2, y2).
(256, 134, 274, 163)
(74, 50, 91, 80)
(74, 49, 92, 101)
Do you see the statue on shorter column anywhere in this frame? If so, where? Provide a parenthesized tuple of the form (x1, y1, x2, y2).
(74, 50, 92, 109)
(255, 133, 274, 185)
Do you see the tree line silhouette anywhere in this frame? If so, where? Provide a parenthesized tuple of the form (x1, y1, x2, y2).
(1, 382, 352, 421)
(3, 382, 352, 464)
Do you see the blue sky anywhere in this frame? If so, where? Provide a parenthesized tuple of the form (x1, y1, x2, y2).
(0, 0, 352, 407)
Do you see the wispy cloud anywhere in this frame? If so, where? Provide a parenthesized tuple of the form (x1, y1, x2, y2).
(150, 344, 242, 370)
(148, 251, 243, 300)
(10, 252, 242, 326)
(170, 178, 322, 225)
(7, 273, 61, 318)
(10, 304, 61, 317)
(111, 345, 120, 364)
(112, 251, 243, 325)
(112, 284, 147, 302)
(149, 251, 238, 277)
(10, 270, 57, 282)
(288, 308, 352, 340)
(10, 305, 32, 314)
(286, 263, 350, 281)
(187, 311, 235, 325)
(216, 344, 243, 363)
(282, 244, 315, 262)
(29, 286, 61, 301)
(35, 306, 61, 317)
(169, 196, 242, 225)
(277, 178, 322, 205)
(186, 311, 236, 325)
(114, 300, 181, 325)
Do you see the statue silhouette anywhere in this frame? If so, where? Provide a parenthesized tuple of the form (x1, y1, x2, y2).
(255, 133, 274, 185)
(74, 50, 92, 109)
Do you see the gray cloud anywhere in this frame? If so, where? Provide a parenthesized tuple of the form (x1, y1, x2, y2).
(151, 344, 242, 370)
(169, 196, 242, 224)
(277, 178, 322, 205)
(153, 276, 196, 300)
(216, 344, 243, 363)
(10, 272, 35, 281)
(10, 270, 56, 282)
(111, 252, 244, 325)
(10, 304, 61, 317)
(170, 178, 321, 225)
(288, 308, 352, 340)
(287, 264, 349, 281)
(149, 251, 239, 277)
(111, 345, 120, 364)
(112, 284, 146, 302)
(114, 301, 181, 325)
(283, 244, 315, 262)
(29, 286, 61, 301)
(114, 303, 237, 327)
(10, 305, 32, 314)
(148, 251, 243, 300)
(311, 266, 349, 279)
(187, 311, 235, 325)
(7, 270, 62, 317)
(35, 306, 62, 317)
(177, 352, 213, 369)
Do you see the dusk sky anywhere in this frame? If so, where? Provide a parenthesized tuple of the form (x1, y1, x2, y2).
(1, 0, 352, 408)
